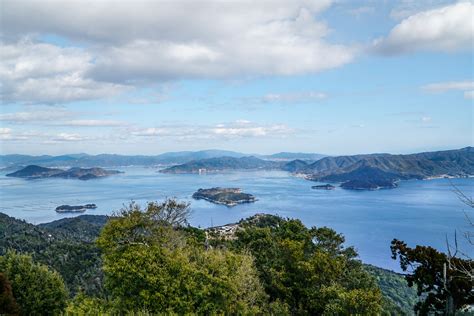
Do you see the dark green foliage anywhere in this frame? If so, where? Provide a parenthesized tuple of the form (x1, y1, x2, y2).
(38, 215, 108, 242)
(0, 208, 429, 315)
(0, 272, 19, 316)
(365, 264, 418, 315)
(0, 213, 105, 296)
(231, 214, 383, 315)
(391, 239, 474, 314)
(0, 250, 67, 315)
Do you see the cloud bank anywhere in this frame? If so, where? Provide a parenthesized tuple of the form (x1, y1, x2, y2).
(1, 0, 356, 104)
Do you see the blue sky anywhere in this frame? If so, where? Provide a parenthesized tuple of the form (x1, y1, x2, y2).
(1, 0, 472, 155)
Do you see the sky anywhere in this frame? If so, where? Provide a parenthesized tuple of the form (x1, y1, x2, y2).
(0, 0, 473, 156)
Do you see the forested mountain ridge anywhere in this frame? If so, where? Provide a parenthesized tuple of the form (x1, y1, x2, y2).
(0, 213, 105, 296)
(299, 147, 473, 189)
(301, 147, 473, 178)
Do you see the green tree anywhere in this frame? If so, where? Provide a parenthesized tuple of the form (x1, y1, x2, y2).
(391, 239, 473, 315)
(96, 200, 267, 314)
(0, 250, 68, 316)
(231, 214, 383, 315)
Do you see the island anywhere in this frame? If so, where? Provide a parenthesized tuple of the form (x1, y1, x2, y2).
(311, 184, 335, 190)
(160, 156, 281, 174)
(55, 204, 97, 213)
(6, 165, 121, 180)
(340, 179, 398, 190)
(192, 187, 256, 207)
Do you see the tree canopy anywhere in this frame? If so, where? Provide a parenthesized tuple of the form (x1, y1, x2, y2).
(391, 239, 473, 314)
(0, 250, 68, 316)
(96, 200, 267, 314)
(229, 214, 384, 315)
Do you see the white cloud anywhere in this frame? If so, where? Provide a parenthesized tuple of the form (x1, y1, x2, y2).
(0, 128, 41, 141)
(0, 108, 74, 122)
(422, 81, 474, 99)
(1, 0, 355, 93)
(422, 81, 474, 93)
(52, 133, 89, 142)
(464, 91, 474, 99)
(374, 2, 473, 54)
(0, 128, 12, 135)
(348, 6, 375, 18)
(2, 0, 333, 44)
(212, 122, 291, 138)
(56, 120, 128, 127)
(0, 40, 129, 104)
(389, 0, 454, 20)
(130, 121, 293, 140)
(262, 91, 327, 103)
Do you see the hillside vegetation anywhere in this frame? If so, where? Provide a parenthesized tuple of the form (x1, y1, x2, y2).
(0, 204, 419, 315)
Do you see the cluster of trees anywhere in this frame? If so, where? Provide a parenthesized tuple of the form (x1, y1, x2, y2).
(391, 186, 474, 315)
(1, 195, 472, 315)
(67, 200, 385, 314)
(0, 251, 68, 315)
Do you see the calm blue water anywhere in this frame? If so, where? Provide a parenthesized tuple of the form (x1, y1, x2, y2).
(0, 167, 472, 271)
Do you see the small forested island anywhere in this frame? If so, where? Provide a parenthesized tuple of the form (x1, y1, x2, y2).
(192, 187, 256, 206)
(340, 179, 398, 190)
(6, 165, 121, 180)
(311, 184, 335, 190)
(55, 204, 97, 213)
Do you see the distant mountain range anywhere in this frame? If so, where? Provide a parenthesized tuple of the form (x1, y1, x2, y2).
(2, 147, 472, 190)
(6, 165, 121, 180)
(160, 147, 474, 190)
(0, 150, 326, 169)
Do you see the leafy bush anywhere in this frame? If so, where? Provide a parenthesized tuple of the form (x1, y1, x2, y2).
(0, 250, 68, 315)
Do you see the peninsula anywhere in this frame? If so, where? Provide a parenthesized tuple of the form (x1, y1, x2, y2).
(6, 165, 121, 180)
(160, 156, 281, 174)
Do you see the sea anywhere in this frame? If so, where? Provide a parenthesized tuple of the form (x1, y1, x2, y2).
(0, 166, 472, 271)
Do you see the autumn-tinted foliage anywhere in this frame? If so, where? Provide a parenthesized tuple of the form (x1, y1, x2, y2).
(391, 239, 474, 314)
(0, 272, 19, 316)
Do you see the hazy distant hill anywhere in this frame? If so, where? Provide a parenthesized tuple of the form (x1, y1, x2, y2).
(160, 156, 282, 173)
(0, 150, 325, 168)
(260, 152, 326, 161)
(281, 159, 310, 172)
